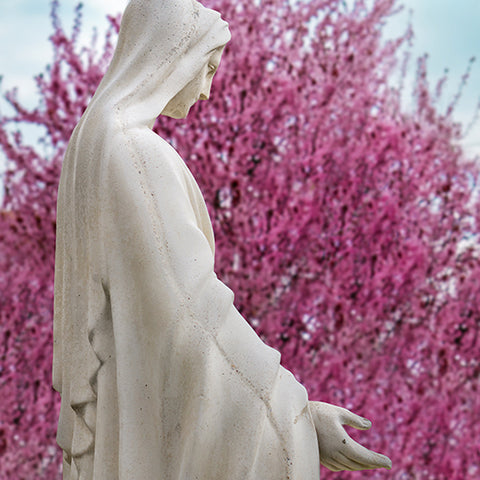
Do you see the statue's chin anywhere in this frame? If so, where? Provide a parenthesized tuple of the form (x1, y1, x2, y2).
(161, 105, 190, 120)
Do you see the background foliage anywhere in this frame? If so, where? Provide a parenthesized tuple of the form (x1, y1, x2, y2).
(0, 0, 479, 478)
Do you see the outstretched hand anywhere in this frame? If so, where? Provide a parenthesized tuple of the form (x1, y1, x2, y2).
(309, 401, 392, 472)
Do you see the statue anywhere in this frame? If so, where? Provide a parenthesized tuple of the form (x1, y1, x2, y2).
(53, 0, 392, 478)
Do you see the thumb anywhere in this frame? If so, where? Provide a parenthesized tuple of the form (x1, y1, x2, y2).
(340, 408, 372, 431)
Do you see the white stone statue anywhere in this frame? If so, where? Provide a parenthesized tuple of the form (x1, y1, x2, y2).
(53, 0, 392, 478)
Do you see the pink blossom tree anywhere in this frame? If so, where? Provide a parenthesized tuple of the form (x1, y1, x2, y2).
(1, 0, 479, 478)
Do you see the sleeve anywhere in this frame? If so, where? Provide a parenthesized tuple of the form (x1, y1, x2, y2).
(104, 132, 281, 386)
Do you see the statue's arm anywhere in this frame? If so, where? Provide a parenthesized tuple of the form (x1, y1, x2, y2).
(104, 132, 391, 474)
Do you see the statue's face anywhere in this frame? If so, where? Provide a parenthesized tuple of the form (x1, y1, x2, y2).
(161, 46, 225, 119)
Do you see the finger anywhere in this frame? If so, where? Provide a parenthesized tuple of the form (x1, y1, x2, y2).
(335, 452, 372, 471)
(321, 459, 344, 472)
(343, 438, 392, 469)
(339, 408, 372, 430)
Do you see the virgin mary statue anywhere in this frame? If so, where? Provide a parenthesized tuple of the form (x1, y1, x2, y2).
(53, 0, 391, 478)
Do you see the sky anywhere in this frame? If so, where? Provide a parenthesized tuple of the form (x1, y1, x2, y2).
(0, 0, 479, 158)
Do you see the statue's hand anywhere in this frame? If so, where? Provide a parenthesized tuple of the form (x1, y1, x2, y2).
(309, 401, 392, 472)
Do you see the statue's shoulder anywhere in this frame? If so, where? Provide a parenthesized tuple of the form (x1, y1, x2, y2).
(112, 127, 182, 168)
(109, 127, 188, 192)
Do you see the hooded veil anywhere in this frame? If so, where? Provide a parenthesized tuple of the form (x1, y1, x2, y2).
(53, 0, 320, 478)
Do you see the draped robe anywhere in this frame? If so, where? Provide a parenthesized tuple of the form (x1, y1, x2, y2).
(53, 1, 320, 478)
